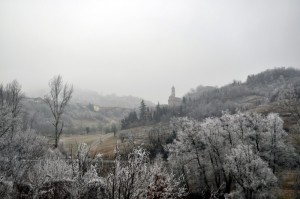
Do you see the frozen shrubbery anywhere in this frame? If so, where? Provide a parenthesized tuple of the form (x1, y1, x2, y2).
(167, 112, 297, 198)
(105, 147, 186, 199)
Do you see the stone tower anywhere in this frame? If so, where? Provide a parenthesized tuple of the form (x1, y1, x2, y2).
(171, 86, 175, 97)
(168, 86, 182, 107)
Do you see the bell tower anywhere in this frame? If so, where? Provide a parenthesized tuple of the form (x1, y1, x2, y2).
(171, 86, 175, 97)
(169, 86, 181, 107)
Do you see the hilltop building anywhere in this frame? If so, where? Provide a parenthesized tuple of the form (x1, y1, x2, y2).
(168, 86, 182, 107)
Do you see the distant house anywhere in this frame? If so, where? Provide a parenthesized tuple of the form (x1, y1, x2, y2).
(93, 105, 100, 112)
(168, 86, 182, 107)
(33, 97, 43, 103)
(88, 103, 100, 112)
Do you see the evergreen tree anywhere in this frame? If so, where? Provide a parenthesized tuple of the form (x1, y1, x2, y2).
(155, 102, 161, 122)
(129, 111, 138, 122)
(121, 111, 138, 129)
(139, 100, 146, 121)
(145, 107, 152, 121)
(182, 97, 186, 104)
(121, 118, 128, 129)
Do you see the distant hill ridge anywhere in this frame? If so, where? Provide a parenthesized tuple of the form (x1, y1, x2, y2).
(22, 96, 133, 135)
(183, 67, 300, 119)
(28, 87, 154, 109)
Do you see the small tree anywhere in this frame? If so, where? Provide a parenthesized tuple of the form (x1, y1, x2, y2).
(111, 123, 117, 137)
(139, 100, 146, 121)
(86, 127, 90, 134)
(44, 75, 73, 148)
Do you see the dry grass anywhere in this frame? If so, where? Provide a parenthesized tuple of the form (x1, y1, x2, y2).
(90, 135, 118, 158)
(278, 170, 300, 199)
(61, 132, 117, 157)
(60, 125, 155, 158)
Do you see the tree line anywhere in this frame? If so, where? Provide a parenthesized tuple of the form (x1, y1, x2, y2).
(121, 100, 174, 129)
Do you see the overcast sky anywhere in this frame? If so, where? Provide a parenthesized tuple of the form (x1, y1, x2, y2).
(1, 0, 300, 103)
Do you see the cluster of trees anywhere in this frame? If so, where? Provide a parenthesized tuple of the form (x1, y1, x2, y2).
(0, 80, 48, 197)
(2, 68, 300, 198)
(121, 111, 138, 129)
(182, 67, 300, 120)
(121, 101, 170, 129)
(183, 83, 263, 120)
(0, 79, 186, 198)
(166, 112, 298, 198)
(1, 138, 186, 198)
(145, 125, 176, 160)
(246, 67, 300, 89)
(105, 147, 186, 199)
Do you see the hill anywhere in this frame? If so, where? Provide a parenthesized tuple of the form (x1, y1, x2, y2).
(72, 88, 155, 108)
(22, 97, 133, 135)
(183, 67, 300, 119)
(28, 87, 154, 108)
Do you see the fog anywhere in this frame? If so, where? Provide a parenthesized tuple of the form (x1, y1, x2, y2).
(0, 0, 300, 103)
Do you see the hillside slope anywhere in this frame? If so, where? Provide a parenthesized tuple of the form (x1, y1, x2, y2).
(22, 97, 132, 135)
(183, 67, 300, 119)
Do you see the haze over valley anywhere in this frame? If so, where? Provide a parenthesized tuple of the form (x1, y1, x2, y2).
(1, 1, 300, 199)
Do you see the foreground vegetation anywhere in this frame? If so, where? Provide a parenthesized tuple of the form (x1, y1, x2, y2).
(1, 68, 300, 198)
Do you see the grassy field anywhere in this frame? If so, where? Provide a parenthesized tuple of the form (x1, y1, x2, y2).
(277, 170, 300, 199)
(60, 125, 155, 158)
(61, 132, 117, 158)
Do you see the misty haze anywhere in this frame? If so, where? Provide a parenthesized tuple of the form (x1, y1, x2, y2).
(0, 0, 300, 199)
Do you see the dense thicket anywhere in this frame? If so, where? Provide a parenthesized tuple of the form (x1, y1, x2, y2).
(167, 112, 298, 198)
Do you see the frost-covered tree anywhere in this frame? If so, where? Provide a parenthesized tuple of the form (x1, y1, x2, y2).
(0, 81, 50, 198)
(105, 147, 186, 199)
(0, 130, 48, 198)
(278, 83, 300, 127)
(168, 117, 210, 193)
(264, 113, 289, 172)
(27, 143, 105, 199)
(29, 153, 74, 197)
(224, 144, 277, 199)
(0, 80, 23, 138)
(167, 112, 294, 198)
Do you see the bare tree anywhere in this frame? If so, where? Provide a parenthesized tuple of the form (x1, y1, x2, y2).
(44, 75, 73, 148)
